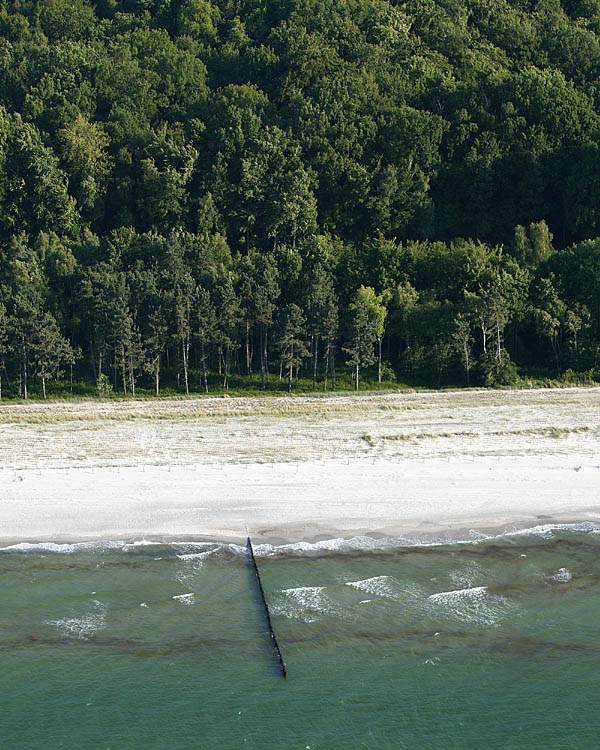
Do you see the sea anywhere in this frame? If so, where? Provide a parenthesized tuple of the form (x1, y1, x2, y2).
(2, 524, 600, 749)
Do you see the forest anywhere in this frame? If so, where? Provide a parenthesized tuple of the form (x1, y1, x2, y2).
(0, 0, 600, 397)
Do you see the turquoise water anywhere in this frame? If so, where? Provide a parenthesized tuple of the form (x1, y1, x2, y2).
(2, 527, 600, 749)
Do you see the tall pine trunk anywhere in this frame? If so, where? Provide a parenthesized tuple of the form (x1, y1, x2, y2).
(223, 345, 229, 390)
(182, 336, 189, 395)
(260, 327, 265, 390)
(129, 356, 135, 397)
(331, 347, 336, 391)
(245, 321, 251, 374)
(23, 346, 28, 400)
(264, 327, 269, 374)
(121, 346, 127, 395)
(313, 335, 318, 390)
(200, 340, 208, 393)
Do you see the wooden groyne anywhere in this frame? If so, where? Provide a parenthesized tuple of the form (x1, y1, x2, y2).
(246, 536, 287, 678)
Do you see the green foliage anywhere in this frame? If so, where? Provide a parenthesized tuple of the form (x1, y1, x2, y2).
(96, 373, 113, 398)
(1, 0, 600, 397)
(480, 351, 519, 387)
(344, 286, 384, 389)
(277, 303, 310, 391)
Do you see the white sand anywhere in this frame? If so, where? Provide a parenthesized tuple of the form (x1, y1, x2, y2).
(1, 388, 599, 544)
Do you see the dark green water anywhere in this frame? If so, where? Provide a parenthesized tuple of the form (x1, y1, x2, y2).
(2, 526, 600, 749)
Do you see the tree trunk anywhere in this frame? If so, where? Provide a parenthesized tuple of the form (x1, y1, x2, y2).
(23, 348, 28, 400)
(288, 345, 293, 393)
(313, 335, 318, 390)
(260, 327, 265, 390)
(130, 360, 135, 397)
(355, 363, 359, 391)
(495, 322, 502, 361)
(245, 321, 251, 374)
(223, 345, 229, 390)
(182, 336, 189, 395)
(155, 359, 160, 397)
(264, 328, 269, 374)
(331, 348, 335, 391)
(42, 376, 46, 400)
(378, 336, 382, 383)
(200, 340, 208, 393)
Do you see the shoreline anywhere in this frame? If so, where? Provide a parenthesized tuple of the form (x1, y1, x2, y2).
(1, 388, 599, 546)
(2, 516, 600, 551)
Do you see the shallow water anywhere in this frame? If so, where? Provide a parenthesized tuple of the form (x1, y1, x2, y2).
(2, 527, 600, 748)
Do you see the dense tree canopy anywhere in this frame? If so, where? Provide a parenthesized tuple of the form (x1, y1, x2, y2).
(1, 0, 600, 396)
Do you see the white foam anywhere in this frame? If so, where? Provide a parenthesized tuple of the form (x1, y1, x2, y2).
(244, 535, 410, 558)
(122, 539, 164, 548)
(504, 521, 600, 539)
(547, 567, 572, 583)
(346, 575, 403, 599)
(46, 600, 105, 639)
(2, 521, 599, 558)
(172, 593, 195, 605)
(429, 585, 489, 602)
(280, 586, 326, 605)
(247, 523, 600, 557)
(174, 548, 218, 585)
(2, 540, 124, 554)
(272, 586, 336, 623)
(449, 562, 485, 590)
(175, 548, 218, 562)
(427, 586, 511, 626)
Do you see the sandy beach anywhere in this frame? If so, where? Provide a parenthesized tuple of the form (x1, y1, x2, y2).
(1, 388, 599, 545)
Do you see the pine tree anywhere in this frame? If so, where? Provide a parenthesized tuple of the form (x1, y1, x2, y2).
(344, 286, 384, 390)
(277, 304, 309, 392)
(31, 312, 76, 399)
